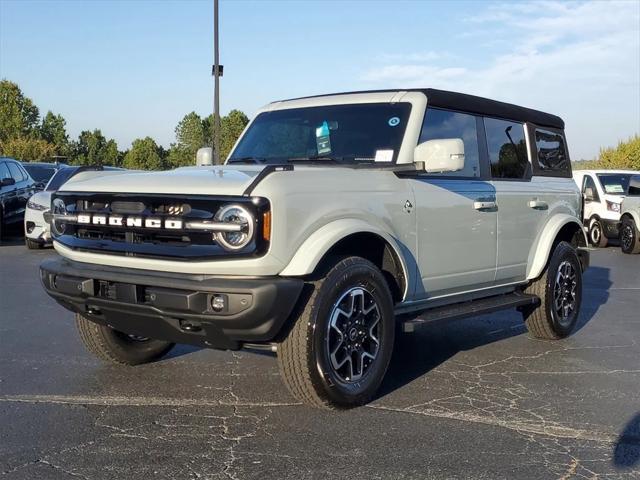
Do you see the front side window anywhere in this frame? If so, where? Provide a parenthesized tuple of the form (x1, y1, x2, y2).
(628, 175, 640, 196)
(535, 129, 570, 175)
(596, 174, 632, 195)
(228, 103, 412, 164)
(419, 108, 480, 177)
(0, 163, 10, 182)
(484, 118, 529, 180)
(583, 175, 600, 202)
(7, 162, 25, 182)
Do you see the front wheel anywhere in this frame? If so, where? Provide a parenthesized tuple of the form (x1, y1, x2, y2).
(588, 218, 608, 248)
(278, 257, 395, 409)
(620, 217, 640, 254)
(523, 242, 583, 340)
(75, 314, 174, 365)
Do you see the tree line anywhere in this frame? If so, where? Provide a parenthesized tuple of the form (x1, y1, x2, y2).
(572, 135, 640, 170)
(0, 79, 249, 170)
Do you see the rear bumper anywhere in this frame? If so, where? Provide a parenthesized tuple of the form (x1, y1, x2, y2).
(40, 258, 304, 350)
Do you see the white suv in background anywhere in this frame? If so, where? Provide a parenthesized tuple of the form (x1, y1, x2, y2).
(572, 170, 640, 248)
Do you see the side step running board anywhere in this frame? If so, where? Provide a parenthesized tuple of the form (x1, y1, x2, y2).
(401, 292, 540, 333)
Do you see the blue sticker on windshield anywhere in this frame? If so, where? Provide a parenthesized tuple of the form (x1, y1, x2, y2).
(388, 116, 400, 127)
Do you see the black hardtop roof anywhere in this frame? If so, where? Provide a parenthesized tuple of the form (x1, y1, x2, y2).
(278, 88, 564, 130)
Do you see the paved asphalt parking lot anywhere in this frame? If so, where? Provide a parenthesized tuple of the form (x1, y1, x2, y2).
(1, 228, 639, 480)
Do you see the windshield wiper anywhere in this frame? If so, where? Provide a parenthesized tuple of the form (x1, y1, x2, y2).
(227, 156, 267, 164)
(287, 155, 350, 163)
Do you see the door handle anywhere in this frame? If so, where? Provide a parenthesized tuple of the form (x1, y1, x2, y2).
(528, 199, 548, 210)
(473, 201, 497, 211)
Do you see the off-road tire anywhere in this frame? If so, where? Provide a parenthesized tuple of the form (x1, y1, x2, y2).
(25, 237, 42, 249)
(588, 218, 608, 248)
(523, 242, 582, 340)
(620, 217, 640, 254)
(278, 257, 395, 409)
(75, 313, 174, 365)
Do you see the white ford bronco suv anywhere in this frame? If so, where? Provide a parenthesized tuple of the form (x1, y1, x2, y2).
(40, 89, 589, 408)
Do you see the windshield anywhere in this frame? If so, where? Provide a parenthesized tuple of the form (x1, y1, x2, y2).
(228, 103, 412, 164)
(596, 174, 635, 195)
(23, 164, 57, 183)
(45, 168, 78, 191)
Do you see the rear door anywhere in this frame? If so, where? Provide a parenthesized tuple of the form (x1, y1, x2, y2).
(486, 118, 549, 284)
(0, 162, 19, 221)
(409, 108, 497, 299)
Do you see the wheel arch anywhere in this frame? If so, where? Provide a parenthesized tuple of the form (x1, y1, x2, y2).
(279, 219, 412, 302)
(526, 215, 586, 281)
(621, 210, 640, 227)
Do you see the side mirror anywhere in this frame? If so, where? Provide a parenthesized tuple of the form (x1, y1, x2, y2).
(34, 182, 45, 190)
(584, 187, 595, 202)
(196, 147, 214, 166)
(414, 138, 465, 173)
(1, 177, 16, 187)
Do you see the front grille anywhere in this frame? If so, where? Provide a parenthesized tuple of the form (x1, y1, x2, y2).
(52, 192, 269, 260)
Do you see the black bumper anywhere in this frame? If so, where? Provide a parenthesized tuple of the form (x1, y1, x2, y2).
(40, 258, 304, 350)
(601, 219, 620, 239)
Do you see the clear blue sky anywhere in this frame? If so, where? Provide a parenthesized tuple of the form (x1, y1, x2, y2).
(1, 0, 638, 160)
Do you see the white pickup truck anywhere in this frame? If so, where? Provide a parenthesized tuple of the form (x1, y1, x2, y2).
(40, 89, 589, 408)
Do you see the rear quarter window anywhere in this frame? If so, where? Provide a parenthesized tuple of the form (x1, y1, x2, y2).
(534, 128, 571, 176)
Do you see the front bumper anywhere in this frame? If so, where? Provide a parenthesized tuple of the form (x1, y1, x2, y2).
(24, 208, 51, 243)
(40, 258, 304, 350)
(601, 219, 620, 239)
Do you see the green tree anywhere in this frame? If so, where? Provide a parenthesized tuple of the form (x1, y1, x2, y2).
(573, 135, 640, 170)
(1, 137, 56, 161)
(40, 111, 69, 156)
(0, 79, 40, 143)
(204, 109, 250, 161)
(123, 137, 163, 170)
(71, 129, 119, 166)
(167, 112, 206, 168)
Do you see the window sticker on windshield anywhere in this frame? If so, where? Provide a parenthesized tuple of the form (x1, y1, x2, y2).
(388, 117, 400, 127)
(605, 185, 624, 194)
(375, 150, 393, 162)
(316, 121, 332, 155)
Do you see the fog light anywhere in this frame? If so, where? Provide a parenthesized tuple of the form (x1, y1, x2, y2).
(211, 294, 226, 312)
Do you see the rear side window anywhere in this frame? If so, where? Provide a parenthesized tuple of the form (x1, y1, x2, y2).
(7, 162, 25, 182)
(419, 108, 480, 178)
(484, 118, 530, 180)
(535, 129, 570, 175)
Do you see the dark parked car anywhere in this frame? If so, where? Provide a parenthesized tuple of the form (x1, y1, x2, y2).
(0, 157, 37, 240)
(22, 162, 65, 191)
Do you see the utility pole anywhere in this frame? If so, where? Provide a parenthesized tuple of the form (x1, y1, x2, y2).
(212, 0, 222, 164)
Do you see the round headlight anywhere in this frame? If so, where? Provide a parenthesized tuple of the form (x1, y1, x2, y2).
(215, 204, 254, 251)
(51, 198, 68, 236)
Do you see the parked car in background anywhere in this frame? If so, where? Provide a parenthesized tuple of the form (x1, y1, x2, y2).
(0, 157, 37, 241)
(572, 170, 640, 247)
(620, 175, 640, 254)
(22, 162, 66, 191)
(24, 165, 125, 249)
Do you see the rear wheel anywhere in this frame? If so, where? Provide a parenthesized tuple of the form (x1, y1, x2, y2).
(620, 217, 640, 254)
(523, 242, 583, 340)
(75, 313, 174, 365)
(588, 218, 608, 248)
(278, 257, 395, 409)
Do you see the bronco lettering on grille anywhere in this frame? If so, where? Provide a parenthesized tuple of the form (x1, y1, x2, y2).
(77, 214, 183, 229)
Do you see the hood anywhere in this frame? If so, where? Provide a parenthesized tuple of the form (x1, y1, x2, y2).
(59, 165, 265, 196)
(30, 190, 53, 208)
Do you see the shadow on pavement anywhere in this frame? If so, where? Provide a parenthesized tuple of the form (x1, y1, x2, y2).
(613, 413, 640, 469)
(377, 265, 612, 400)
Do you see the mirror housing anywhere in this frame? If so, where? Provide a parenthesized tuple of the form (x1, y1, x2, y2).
(584, 187, 595, 202)
(1, 177, 16, 187)
(414, 139, 465, 173)
(196, 147, 214, 166)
